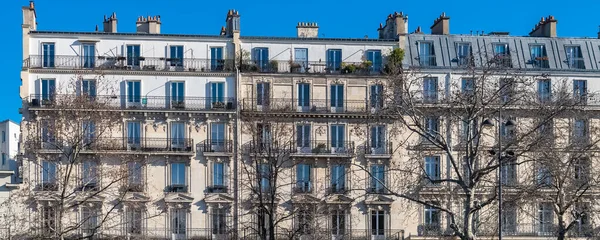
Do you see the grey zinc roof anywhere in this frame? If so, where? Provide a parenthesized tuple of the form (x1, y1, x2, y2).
(404, 34, 600, 71)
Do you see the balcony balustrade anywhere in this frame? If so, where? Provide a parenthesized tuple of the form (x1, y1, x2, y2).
(292, 140, 355, 156)
(241, 98, 370, 114)
(240, 59, 383, 75)
(198, 140, 234, 153)
(33, 137, 193, 153)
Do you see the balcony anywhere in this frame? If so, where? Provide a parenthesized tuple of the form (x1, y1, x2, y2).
(33, 137, 194, 154)
(364, 142, 393, 157)
(99, 228, 234, 239)
(28, 94, 236, 112)
(206, 185, 229, 194)
(23, 55, 235, 72)
(166, 184, 188, 193)
(293, 181, 313, 194)
(198, 140, 233, 155)
(240, 60, 383, 75)
(240, 229, 404, 240)
(491, 54, 513, 68)
(38, 182, 58, 191)
(292, 140, 355, 157)
(326, 185, 349, 195)
(121, 183, 144, 192)
(366, 186, 388, 194)
(418, 223, 563, 237)
(241, 98, 369, 115)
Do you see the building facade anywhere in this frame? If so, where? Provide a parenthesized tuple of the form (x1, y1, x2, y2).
(15, 1, 600, 239)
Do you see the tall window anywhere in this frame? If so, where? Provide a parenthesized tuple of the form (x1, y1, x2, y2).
(256, 82, 270, 107)
(126, 45, 141, 67)
(127, 121, 141, 146)
(126, 207, 143, 234)
(212, 208, 227, 234)
(330, 124, 345, 150)
(370, 125, 385, 150)
(573, 119, 588, 142)
(573, 79, 587, 104)
(424, 116, 440, 142)
(493, 43, 511, 67)
(370, 84, 383, 109)
(41, 79, 56, 102)
(461, 78, 475, 97)
(82, 79, 96, 98)
(126, 81, 141, 105)
(169, 45, 184, 67)
(213, 162, 225, 189)
(574, 158, 590, 186)
(423, 77, 438, 103)
(502, 203, 517, 233)
(171, 122, 185, 149)
(294, 48, 308, 73)
(82, 121, 95, 146)
(210, 82, 225, 104)
(371, 210, 385, 236)
(211, 123, 226, 149)
(41, 160, 57, 188)
(326, 49, 342, 71)
(425, 156, 440, 185)
(366, 50, 382, 72)
(296, 164, 311, 193)
(259, 164, 271, 193)
(330, 84, 344, 109)
(538, 79, 552, 103)
(418, 42, 436, 66)
(456, 43, 472, 66)
(297, 83, 310, 110)
(171, 81, 185, 108)
(41, 206, 57, 235)
(127, 161, 142, 191)
(565, 46, 584, 69)
(370, 164, 385, 193)
(41, 120, 55, 145)
(424, 203, 440, 227)
(461, 118, 476, 142)
(499, 78, 514, 103)
(82, 161, 98, 189)
(81, 206, 98, 235)
(210, 47, 224, 71)
(170, 163, 186, 192)
(252, 47, 269, 71)
(501, 157, 517, 186)
(171, 208, 187, 235)
(537, 162, 553, 187)
(257, 123, 271, 149)
(538, 203, 554, 233)
(330, 164, 346, 193)
(2, 131, 4, 142)
(331, 210, 346, 236)
(82, 44, 95, 69)
(1, 153, 5, 166)
(296, 124, 310, 149)
(42, 43, 55, 68)
(530, 44, 549, 68)
(296, 208, 313, 234)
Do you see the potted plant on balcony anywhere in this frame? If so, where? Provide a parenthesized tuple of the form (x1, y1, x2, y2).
(341, 63, 357, 74)
(290, 62, 302, 73)
(360, 60, 373, 73)
(269, 60, 279, 72)
(212, 101, 225, 109)
(312, 143, 326, 154)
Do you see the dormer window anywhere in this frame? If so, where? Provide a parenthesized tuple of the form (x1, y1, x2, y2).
(493, 43, 512, 68)
(418, 42, 436, 67)
(530, 44, 549, 68)
(455, 43, 472, 66)
(565, 46, 585, 69)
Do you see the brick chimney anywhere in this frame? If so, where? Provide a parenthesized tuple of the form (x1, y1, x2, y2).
(377, 12, 408, 39)
(225, 9, 240, 37)
(529, 16, 557, 37)
(136, 15, 161, 34)
(297, 22, 319, 38)
(103, 12, 117, 33)
(430, 12, 449, 35)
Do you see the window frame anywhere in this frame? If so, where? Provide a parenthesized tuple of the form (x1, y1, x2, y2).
(418, 41, 436, 67)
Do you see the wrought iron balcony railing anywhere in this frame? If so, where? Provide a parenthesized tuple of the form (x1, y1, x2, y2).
(32, 137, 193, 153)
(292, 140, 355, 156)
(166, 184, 188, 193)
(241, 98, 370, 114)
(419, 223, 569, 237)
(23, 55, 235, 72)
(28, 94, 236, 111)
(364, 142, 393, 155)
(240, 60, 383, 75)
(206, 185, 229, 194)
(198, 139, 233, 153)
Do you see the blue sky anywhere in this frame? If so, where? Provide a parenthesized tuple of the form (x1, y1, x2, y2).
(1, 0, 599, 123)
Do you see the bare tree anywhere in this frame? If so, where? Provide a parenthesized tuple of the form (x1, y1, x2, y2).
(375, 48, 590, 240)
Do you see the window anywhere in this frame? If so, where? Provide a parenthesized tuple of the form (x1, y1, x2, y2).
(171, 208, 187, 235)
(1, 153, 5, 166)
(82, 121, 95, 146)
(41, 79, 56, 102)
(370, 164, 385, 193)
(502, 203, 517, 233)
(326, 49, 342, 71)
(127, 121, 141, 146)
(212, 162, 226, 190)
(493, 43, 511, 67)
(370, 84, 383, 109)
(41, 120, 55, 145)
(366, 50, 383, 72)
(330, 84, 344, 109)
(126, 81, 141, 105)
(461, 78, 475, 97)
(126, 207, 143, 234)
(456, 43, 472, 66)
(82, 44, 95, 68)
(501, 157, 517, 186)
(82, 161, 98, 190)
(170, 163, 186, 192)
(418, 42, 436, 66)
(539, 120, 554, 142)
(500, 116, 516, 140)
(574, 158, 590, 186)
(423, 77, 438, 103)
(331, 210, 346, 235)
(256, 82, 270, 107)
(330, 164, 346, 193)
(424, 203, 440, 230)
(538, 79, 552, 103)
(294, 48, 309, 73)
(573, 119, 588, 143)
(42, 43, 55, 68)
(425, 156, 440, 185)
(296, 124, 310, 148)
(41, 160, 57, 189)
(171, 81, 185, 108)
(537, 162, 553, 187)
(126, 45, 141, 67)
(210, 82, 225, 105)
(424, 116, 440, 142)
(252, 47, 269, 71)
(81, 206, 98, 235)
(297, 208, 313, 234)
(565, 46, 585, 69)
(538, 203, 554, 233)
(169, 45, 184, 67)
(296, 164, 311, 193)
(41, 205, 57, 235)
(575, 203, 591, 234)
(2, 131, 5, 142)
(259, 164, 271, 193)
(371, 210, 385, 236)
(297, 83, 310, 109)
(210, 47, 224, 71)
(330, 124, 345, 150)
(461, 118, 476, 142)
(211, 123, 226, 150)
(573, 79, 587, 104)
(81, 79, 96, 98)
(499, 78, 514, 103)
(171, 122, 185, 149)
(127, 161, 142, 191)
(212, 208, 227, 234)
(530, 44, 549, 68)
(370, 125, 385, 150)
(257, 123, 271, 149)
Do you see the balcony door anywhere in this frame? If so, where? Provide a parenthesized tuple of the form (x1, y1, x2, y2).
(253, 48, 269, 71)
(211, 123, 225, 151)
(171, 122, 185, 149)
(330, 165, 346, 193)
(127, 81, 141, 108)
(371, 210, 386, 237)
(370, 125, 385, 154)
(330, 84, 344, 113)
(296, 124, 310, 153)
(294, 48, 308, 73)
(171, 82, 185, 109)
(82, 44, 95, 69)
(210, 82, 225, 108)
(169, 45, 184, 67)
(330, 124, 345, 153)
(366, 50, 382, 72)
(210, 47, 224, 71)
(326, 49, 342, 72)
(126, 45, 141, 67)
(297, 83, 310, 112)
(42, 43, 55, 68)
(256, 82, 270, 110)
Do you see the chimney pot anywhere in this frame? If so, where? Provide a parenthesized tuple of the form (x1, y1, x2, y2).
(529, 15, 557, 37)
(29, 1, 34, 9)
(296, 21, 319, 38)
(431, 12, 450, 35)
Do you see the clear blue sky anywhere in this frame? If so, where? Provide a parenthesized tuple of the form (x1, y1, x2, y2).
(1, 0, 599, 123)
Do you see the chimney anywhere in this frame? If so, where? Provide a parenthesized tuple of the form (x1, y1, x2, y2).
(22, 1, 37, 31)
(378, 12, 408, 39)
(430, 12, 450, 35)
(529, 15, 557, 37)
(103, 12, 117, 33)
(220, 26, 226, 36)
(225, 10, 240, 37)
(136, 15, 161, 34)
(296, 22, 319, 38)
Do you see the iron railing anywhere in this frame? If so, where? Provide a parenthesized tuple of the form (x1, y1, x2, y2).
(32, 137, 193, 153)
(240, 228, 404, 240)
(241, 98, 370, 114)
(199, 140, 234, 153)
(24, 55, 235, 72)
(419, 223, 587, 237)
(240, 60, 383, 75)
(207, 185, 229, 194)
(364, 142, 393, 155)
(28, 94, 236, 111)
(291, 140, 355, 155)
